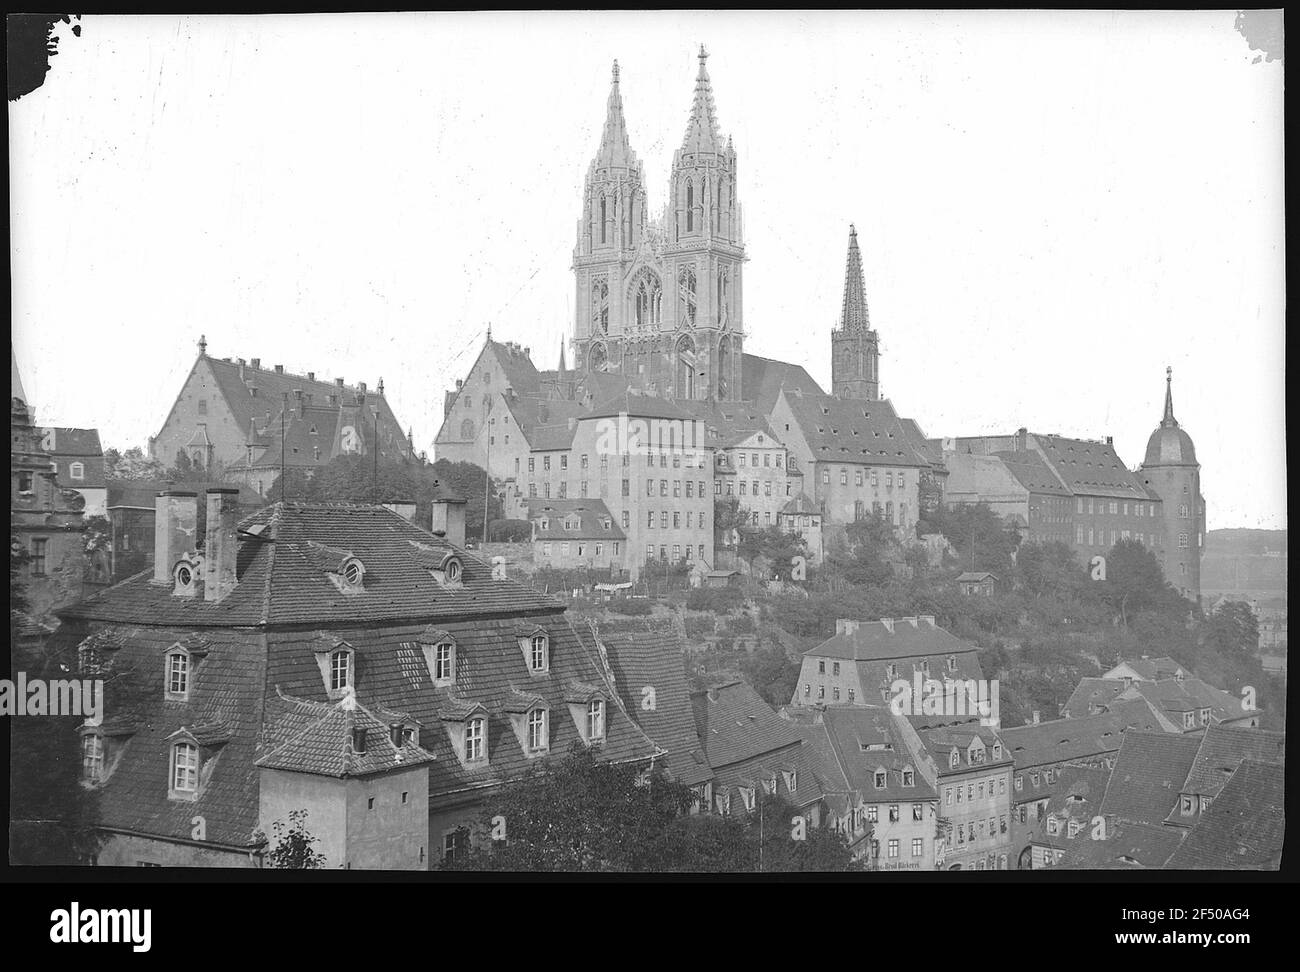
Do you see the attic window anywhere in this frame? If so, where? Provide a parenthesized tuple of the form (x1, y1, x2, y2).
(530, 635, 548, 672)
(586, 699, 605, 742)
(873, 769, 887, 789)
(339, 558, 365, 590)
(173, 559, 200, 598)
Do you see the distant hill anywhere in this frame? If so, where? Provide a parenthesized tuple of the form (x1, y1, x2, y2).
(1203, 529, 1287, 598)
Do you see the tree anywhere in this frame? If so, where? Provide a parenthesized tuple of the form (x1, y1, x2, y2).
(264, 810, 327, 869)
(1100, 539, 1189, 627)
(1201, 600, 1259, 660)
(930, 502, 1021, 576)
(102, 445, 167, 482)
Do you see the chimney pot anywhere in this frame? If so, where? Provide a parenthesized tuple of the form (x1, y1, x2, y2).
(336, 377, 345, 388)
(307, 371, 315, 381)
(251, 358, 261, 369)
(274, 364, 284, 374)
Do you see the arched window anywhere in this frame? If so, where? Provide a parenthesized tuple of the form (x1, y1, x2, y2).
(592, 280, 609, 334)
(69, 461, 85, 481)
(717, 336, 732, 399)
(685, 180, 694, 232)
(459, 418, 475, 440)
(678, 268, 697, 328)
(676, 334, 697, 400)
(588, 343, 608, 374)
(599, 194, 607, 244)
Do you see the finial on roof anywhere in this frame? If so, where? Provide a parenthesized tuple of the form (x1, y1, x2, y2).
(198, 334, 207, 356)
(612, 59, 619, 84)
(1161, 366, 1178, 428)
(699, 43, 708, 65)
(377, 377, 385, 396)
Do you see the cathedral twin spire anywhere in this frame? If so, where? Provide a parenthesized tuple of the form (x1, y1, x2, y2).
(591, 60, 639, 176)
(680, 45, 723, 157)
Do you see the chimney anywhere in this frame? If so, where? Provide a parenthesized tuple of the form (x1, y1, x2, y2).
(1016, 427, 1028, 452)
(251, 358, 261, 369)
(455, 379, 463, 391)
(274, 364, 284, 374)
(835, 619, 860, 636)
(431, 491, 468, 548)
(1031, 710, 1041, 725)
(153, 491, 199, 584)
(204, 488, 240, 601)
(880, 617, 895, 634)
(336, 377, 345, 389)
(1105, 435, 1114, 446)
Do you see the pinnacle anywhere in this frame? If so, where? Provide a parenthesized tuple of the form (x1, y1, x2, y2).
(839, 225, 871, 334)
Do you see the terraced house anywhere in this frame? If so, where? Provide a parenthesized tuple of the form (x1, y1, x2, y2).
(57, 496, 663, 868)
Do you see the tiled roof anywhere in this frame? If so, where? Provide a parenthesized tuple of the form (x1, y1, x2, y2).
(1127, 677, 1257, 725)
(38, 427, 103, 457)
(1030, 434, 1148, 499)
(955, 572, 995, 582)
(819, 705, 938, 802)
(1026, 764, 1113, 853)
(1061, 677, 1131, 718)
(898, 418, 943, 466)
(1112, 656, 1185, 681)
(691, 679, 803, 770)
(600, 628, 713, 787)
(1177, 726, 1285, 800)
(779, 493, 820, 516)
(1100, 731, 1202, 826)
(781, 392, 930, 468)
(1001, 700, 1163, 772)
(805, 618, 973, 661)
(1053, 818, 1185, 869)
(1165, 761, 1285, 869)
(586, 389, 697, 423)
(257, 691, 436, 777)
(990, 450, 1072, 495)
(63, 503, 562, 627)
(525, 498, 625, 540)
(915, 722, 1013, 775)
(741, 353, 826, 414)
(503, 395, 588, 452)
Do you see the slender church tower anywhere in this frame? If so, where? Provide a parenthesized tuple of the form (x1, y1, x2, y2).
(830, 225, 880, 400)
(1139, 367, 1205, 604)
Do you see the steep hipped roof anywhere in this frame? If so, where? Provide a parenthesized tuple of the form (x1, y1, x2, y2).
(1030, 433, 1149, 499)
(804, 617, 973, 662)
(1054, 817, 1185, 869)
(991, 449, 1073, 496)
(780, 392, 930, 468)
(742, 353, 826, 415)
(819, 705, 938, 801)
(1165, 760, 1284, 869)
(1177, 726, 1285, 800)
(257, 692, 436, 778)
(1100, 731, 1202, 825)
(691, 679, 802, 769)
(37, 427, 103, 458)
(1000, 700, 1162, 772)
(600, 628, 713, 786)
(63, 502, 562, 628)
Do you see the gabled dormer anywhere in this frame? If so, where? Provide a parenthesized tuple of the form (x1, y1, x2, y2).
(164, 635, 211, 702)
(438, 696, 490, 768)
(967, 737, 987, 765)
(78, 717, 137, 788)
(313, 636, 356, 700)
(564, 681, 607, 745)
(515, 621, 551, 675)
(503, 689, 550, 757)
(949, 747, 961, 770)
(165, 722, 231, 802)
(414, 626, 457, 686)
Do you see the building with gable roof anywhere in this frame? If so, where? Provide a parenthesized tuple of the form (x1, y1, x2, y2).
(56, 496, 663, 868)
(149, 337, 416, 494)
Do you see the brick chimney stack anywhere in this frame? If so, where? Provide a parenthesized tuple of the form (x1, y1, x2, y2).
(204, 488, 240, 601)
(153, 491, 199, 584)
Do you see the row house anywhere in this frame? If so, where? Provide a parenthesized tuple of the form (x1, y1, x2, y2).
(1061, 673, 1260, 732)
(525, 497, 627, 572)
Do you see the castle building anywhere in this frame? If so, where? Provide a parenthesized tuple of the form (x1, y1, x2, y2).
(150, 337, 415, 494)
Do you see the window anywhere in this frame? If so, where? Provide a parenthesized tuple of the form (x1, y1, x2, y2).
(171, 742, 198, 794)
(527, 708, 547, 751)
(166, 649, 190, 700)
(587, 700, 605, 741)
(529, 635, 548, 672)
(69, 461, 85, 480)
(832, 662, 840, 676)
(82, 732, 104, 783)
(888, 804, 900, 822)
(330, 649, 351, 693)
(30, 538, 48, 576)
(866, 805, 878, 822)
(874, 769, 887, 789)
(902, 768, 914, 787)
(465, 718, 485, 761)
(887, 838, 899, 859)
(912, 803, 923, 821)
(912, 837, 923, 857)
(435, 642, 454, 682)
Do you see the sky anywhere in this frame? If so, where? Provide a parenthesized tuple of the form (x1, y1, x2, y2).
(9, 11, 1285, 530)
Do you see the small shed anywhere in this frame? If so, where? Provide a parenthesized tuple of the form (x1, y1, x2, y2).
(956, 571, 997, 597)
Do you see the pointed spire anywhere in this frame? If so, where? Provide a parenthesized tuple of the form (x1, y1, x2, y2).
(839, 224, 871, 333)
(592, 58, 637, 172)
(558, 339, 568, 376)
(680, 44, 722, 156)
(1161, 366, 1179, 428)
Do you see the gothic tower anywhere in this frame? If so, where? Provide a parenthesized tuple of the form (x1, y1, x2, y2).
(830, 225, 880, 400)
(572, 61, 647, 378)
(1139, 367, 1204, 604)
(571, 49, 745, 402)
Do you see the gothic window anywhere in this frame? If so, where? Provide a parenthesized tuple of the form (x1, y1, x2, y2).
(678, 268, 697, 328)
(686, 180, 694, 232)
(633, 271, 662, 329)
(717, 336, 732, 399)
(599, 194, 608, 244)
(460, 418, 475, 440)
(717, 265, 730, 328)
(591, 279, 610, 334)
(676, 335, 697, 400)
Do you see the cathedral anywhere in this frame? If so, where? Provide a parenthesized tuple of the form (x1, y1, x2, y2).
(572, 49, 747, 403)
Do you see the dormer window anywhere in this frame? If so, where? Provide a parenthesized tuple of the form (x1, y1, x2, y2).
(874, 769, 887, 789)
(902, 768, 915, 787)
(741, 786, 756, 812)
(465, 717, 486, 762)
(527, 708, 548, 752)
(1047, 816, 1060, 836)
(1199, 707, 1211, 725)
(950, 749, 960, 769)
(783, 769, 797, 794)
(992, 742, 1003, 760)
(946, 655, 958, 673)
(435, 642, 455, 683)
(517, 625, 550, 674)
(166, 648, 190, 701)
(341, 557, 365, 589)
(314, 638, 356, 700)
(1067, 820, 1081, 838)
(69, 461, 85, 480)
(530, 636, 548, 672)
(170, 741, 199, 799)
(81, 732, 104, 784)
(331, 650, 352, 693)
(587, 700, 605, 741)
